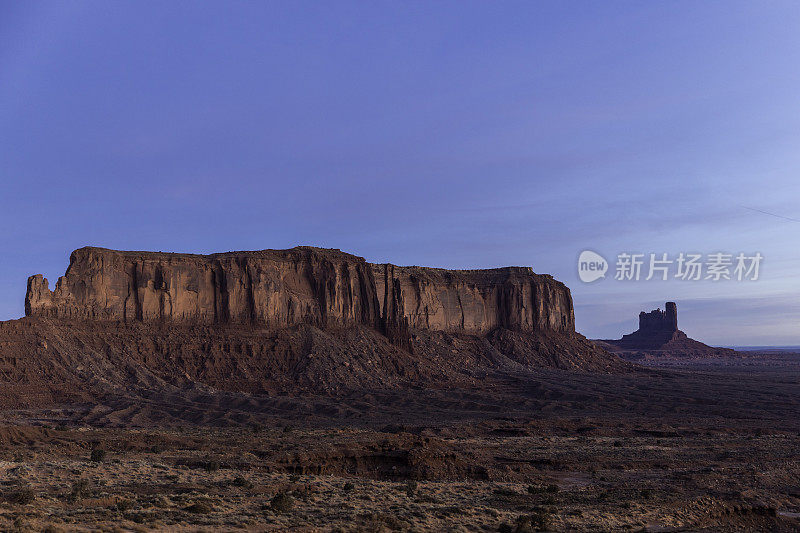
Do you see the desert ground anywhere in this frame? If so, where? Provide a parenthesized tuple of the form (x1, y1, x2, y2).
(0, 353, 798, 532)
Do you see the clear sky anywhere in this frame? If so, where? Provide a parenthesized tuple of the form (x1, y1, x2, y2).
(2, 1, 799, 345)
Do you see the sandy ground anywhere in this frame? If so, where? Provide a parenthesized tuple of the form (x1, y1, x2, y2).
(0, 354, 798, 531)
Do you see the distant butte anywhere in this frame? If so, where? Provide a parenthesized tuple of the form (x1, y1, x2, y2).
(596, 301, 737, 358)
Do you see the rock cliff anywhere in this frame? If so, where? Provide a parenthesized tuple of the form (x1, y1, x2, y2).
(372, 264, 574, 336)
(5, 247, 623, 405)
(26, 247, 381, 329)
(25, 247, 575, 343)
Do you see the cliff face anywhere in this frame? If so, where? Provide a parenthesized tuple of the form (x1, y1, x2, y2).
(11, 248, 623, 404)
(25, 247, 575, 340)
(372, 264, 574, 336)
(26, 247, 381, 329)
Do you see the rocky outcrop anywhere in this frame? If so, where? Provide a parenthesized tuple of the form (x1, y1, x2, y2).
(372, 264, 574, 336)
(25, 247, 576, 344)
(598, 302, 736, 357)
(4, 247, 623, 407)
(638, 302, 678, 335)
(26, 247, 381, 329)
(615, 302, 679, 349)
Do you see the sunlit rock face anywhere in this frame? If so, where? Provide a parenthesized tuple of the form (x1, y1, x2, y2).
(25, 246, 575, 348)
(372, 264, 574, 335)
(25, 247, 382, 328)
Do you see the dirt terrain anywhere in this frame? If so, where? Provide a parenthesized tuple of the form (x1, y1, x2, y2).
(0, 316, 622, 413)
(0, 354, 797, 532)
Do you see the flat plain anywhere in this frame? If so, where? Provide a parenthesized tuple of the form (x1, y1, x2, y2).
(0, 353, 798, 532)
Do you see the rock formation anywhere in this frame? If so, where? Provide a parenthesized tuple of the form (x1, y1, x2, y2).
(25, 247, 575, 345)
(1, 246, 623, 406)
(25, 247, 381, 329)
(638, 302, 678, 334)
(615, 302, 680, 349)
(597, 302, 735, 357)
(372, 264, 574, 335)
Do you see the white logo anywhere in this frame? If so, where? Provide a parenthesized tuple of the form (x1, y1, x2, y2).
(578, 250, 608, 283)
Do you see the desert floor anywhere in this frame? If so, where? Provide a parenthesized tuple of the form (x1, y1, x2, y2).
(0, 353, 798, 532)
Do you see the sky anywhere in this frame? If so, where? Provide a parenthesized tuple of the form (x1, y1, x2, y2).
(1, 1, 799, 345)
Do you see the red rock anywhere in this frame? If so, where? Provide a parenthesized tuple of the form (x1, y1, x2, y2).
(25, 247, 575, 345)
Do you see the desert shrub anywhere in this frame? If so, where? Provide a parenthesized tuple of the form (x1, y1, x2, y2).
(528, 483, 559, 495)
(437, 506, 465, 517)
(67, 479, 90, 503)
(232, 476, 253, 489)
(415, 493, 439, 504)
(270, 491, 294, 514)
(343, 481, 355, 492)
(184, 501, 214, 514)
(12, 517, 26, 532)
(6, 486, 36, 505)
(292, 483, 315, 501)
(361, 512, 407, 531)
(152, 495, 171, 508)
(116, 498, 134, 512)
(757, 505, 777, 517)
(126, 511, 149, 524)
(90, 449, 107, 463)
(204, 460, 220, 472)
(512, 507, 552, 532)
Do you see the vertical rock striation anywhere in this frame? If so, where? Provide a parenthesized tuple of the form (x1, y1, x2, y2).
(371, 264, 574, 336)
(25, 247, 577, 349)
(25, 247, 381, 329)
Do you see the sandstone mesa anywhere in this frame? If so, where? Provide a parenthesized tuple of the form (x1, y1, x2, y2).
(25, 246, 575, 349)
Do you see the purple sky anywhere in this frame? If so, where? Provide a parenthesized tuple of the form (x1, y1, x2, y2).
(2, 1, 799, 344)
